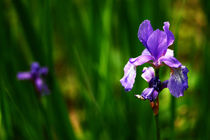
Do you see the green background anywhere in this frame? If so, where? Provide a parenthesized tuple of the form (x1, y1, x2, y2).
(0, 0, 210, 139)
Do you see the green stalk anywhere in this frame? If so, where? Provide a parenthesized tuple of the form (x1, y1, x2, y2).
(153, 68, 160, 140)
(155, 114, 160, 140)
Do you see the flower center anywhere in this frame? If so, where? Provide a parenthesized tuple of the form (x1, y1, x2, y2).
(149, 77, 162, 92)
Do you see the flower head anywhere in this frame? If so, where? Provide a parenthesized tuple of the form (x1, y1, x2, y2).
(17, 62, 49, 95)
(120, 20, 189, 99)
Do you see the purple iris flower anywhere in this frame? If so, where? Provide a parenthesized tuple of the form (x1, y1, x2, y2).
(17, 62, 49, 95)
(120, 20, 189, 98)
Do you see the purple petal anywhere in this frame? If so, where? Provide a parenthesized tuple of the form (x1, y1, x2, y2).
(168, 66, 189, 97)
(31, 62, 40, 70)
(159, 56, 181, 68)
(161, 80, 168, 90)
(141, 88, 158, 101)
(141, 67, 155, 82)
(31, 62, 40, 75)
(129, 54, 154, 66)
(39, 67, 48, 76)
(35, 78, 50, 94)
(163, 22, 175, 47)
(164, 49, 174, 57)
(138, 20, 153, 47)
(147, 29, 168, 60)
(17, 72, 32, 80)
(120, 61, 136, 91)
(35, 78, 44, 92)
(141, 48, 151, 55)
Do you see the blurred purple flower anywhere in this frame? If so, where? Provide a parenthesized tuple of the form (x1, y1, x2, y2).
(120, 20, 182, 91)
(17, 62, 49, 95)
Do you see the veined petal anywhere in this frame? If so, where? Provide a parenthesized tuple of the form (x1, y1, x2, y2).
(141, 67, 155, 82)
(120, 61, 137, 91)
(168, 66, 189, 97)
(129, 54, 154, 66)
(163, 22, 175, 47)
(141, 88, 158, 101)
(17, 72, 32, 80)
(147, 29, 168, 60)
(159, 56, 181, 68)
(138, 20, 153, 47)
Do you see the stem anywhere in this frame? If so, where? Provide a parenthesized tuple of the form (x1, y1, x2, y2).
(170, 97, 175, 139)
(155, 114, 160, 140)
(155, 68, 159, 77)
(150, 97, 160, 140)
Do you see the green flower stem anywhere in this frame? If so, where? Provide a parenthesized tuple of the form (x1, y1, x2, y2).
(155, 114, 160, 140)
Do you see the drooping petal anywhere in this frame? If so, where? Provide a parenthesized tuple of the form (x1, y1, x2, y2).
(35, 78, 49, 94)
(159, 56, 181, 68)
(129, 54, 154, 66)
(35, 77, 44, 92)
(141, 67, 155, 82)
(168, 66, 189, 97)
(140, 88, 159, 101)
(17, 72, 32, 80)
(120, 61, 137, 91)
(138, 20, 153, 47)
(147, 29, 168, 60)
(163, 22, 175, 47)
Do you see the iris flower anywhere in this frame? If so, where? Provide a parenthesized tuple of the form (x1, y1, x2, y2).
(17, 62, 49, 95)
(120, 20, 189, 98)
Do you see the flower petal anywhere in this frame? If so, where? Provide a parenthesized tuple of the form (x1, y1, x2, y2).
(120, 61, 137, 91)
(17, 72, 32, 80)
(163, 22, 175, 47)
(39, 67, 48, 76)
(141, 67, 155, 82)
(34, 78, 50, 94)
(138, 20, 153, 47)
(147, 29, 168, 60)
(129, 54, 154, 66)
(159, 56, 181, 68)
(164, 49, 174, 57)
(168, 66, 189, 97)
(31, 62, 40, 75)
(35, 78, 44, 92)
(141, 88, 158, 101)
(141, 48, 151, 55)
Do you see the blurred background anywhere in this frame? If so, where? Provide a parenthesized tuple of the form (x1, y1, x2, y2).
(0, 0, 210, 139)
